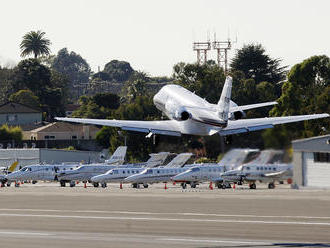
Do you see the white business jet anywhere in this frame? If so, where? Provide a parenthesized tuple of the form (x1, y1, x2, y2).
(91, 153, 193, 188)
(5, 146, 128, 186)
(171, 148, 259, 188)
(55, 76, 329, 137)
(220, 163, 293, 189)
(57, 151, 170, 187)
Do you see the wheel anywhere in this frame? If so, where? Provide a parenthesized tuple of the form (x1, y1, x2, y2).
(190, 183, 196, 188)
(101, 182, 107, 188)
(132, 183, 138, 188)
(143, 184, 148, 188)
(60, 181, 66, 187)
(6, 182, 11, 187)
(15, 182, 20, 187)
(93, 182, 99, 188)
(69, 181, 76, 187)
(268, 182, 275, 189)
(222, 184, 226, 189)
(249, 183, 256, 189)
(181, 183, 187, 189)
(32, 180, 37, 184)
(216, 182, 222, 189)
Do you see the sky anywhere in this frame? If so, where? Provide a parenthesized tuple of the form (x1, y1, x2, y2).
(0, 0, 329, 76)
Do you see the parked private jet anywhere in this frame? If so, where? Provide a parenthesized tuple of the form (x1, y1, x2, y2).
(55, 76, 329, 138)
(171, 148, 259, 188)
(57, 152, 171, 187)
(5, 146, 128, 186)
(0, 161, 19, 186)
(220, 163, 293, 189)
(91, 153, 193, 188)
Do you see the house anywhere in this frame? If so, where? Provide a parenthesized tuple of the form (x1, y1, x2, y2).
(0, 102, 42, 126)
(23, 122, 100, 141)
(292, 135, 330, 188)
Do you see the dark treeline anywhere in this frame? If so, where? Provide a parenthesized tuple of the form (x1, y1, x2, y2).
(0, 31, 329, 161)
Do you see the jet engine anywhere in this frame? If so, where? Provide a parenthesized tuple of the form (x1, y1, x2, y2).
(165, 101, 191, 121)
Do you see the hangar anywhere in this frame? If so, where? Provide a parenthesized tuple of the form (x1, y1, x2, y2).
(292, 135, 330, 188)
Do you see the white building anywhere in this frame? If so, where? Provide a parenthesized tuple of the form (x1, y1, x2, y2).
(292, 135, 330, 188)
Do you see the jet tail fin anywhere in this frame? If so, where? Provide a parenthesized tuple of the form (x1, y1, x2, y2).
(105, 146, 127, 165)
(8, 161, 19, 173)
(217, 76, 232, 122)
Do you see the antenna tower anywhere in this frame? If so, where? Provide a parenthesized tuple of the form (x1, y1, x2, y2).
(212, 37, 232, 73)
(193, 41, 211, 65)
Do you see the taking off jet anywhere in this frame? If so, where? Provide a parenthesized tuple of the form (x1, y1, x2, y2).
(56, 76, 329, 137)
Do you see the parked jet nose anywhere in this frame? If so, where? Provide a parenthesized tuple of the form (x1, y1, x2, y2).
(91, 175, 103, 183)
(6, 171, 21, 181)
(172, 172, 188, 182)
(123, 174, 138, 183)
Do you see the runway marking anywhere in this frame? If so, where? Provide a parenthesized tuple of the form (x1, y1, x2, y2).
(1, 213, 330, 226)
(0, 208, 330, 220)
(159, 238, 269, 245)
(0, 231, 52, 236)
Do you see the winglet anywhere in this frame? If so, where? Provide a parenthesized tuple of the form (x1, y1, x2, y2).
(217, 76, 232, 122)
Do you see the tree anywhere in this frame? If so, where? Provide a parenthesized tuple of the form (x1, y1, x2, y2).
(92, 93, 120, 110)
(230, 43, 287, 85)
(0, 67, 14, 104)
(0, 125, 22, 142)
(9, 90, 41, 109)
(52, 48, 91, 86)
(103, 60, 134, 82)
(264, 55, 330, 148)
(13, 59, 51, 97)
(20, 30, 51, 58)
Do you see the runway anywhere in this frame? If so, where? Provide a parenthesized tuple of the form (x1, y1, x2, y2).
(0, 183, 330, 247)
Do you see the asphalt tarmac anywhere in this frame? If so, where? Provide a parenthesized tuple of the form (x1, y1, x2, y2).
(0, 182, 330, 248)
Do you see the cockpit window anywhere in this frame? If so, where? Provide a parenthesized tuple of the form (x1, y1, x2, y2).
(21, 167, 29, 172)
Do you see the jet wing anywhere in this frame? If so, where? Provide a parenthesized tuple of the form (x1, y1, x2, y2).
(55, 117, 182, 136)
(230, 101, 277, 112)
(219, 113, 329, 136)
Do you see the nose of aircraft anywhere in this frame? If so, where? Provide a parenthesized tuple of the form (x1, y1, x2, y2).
(123, 174, 138, 183)
(91, 175, 103, 183)
(6, 172, 19, 181)
(171, 172, 187, 182)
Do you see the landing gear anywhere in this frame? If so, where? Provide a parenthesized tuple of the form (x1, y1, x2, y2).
(181, 183, 187, 189)
(221, 182, 231, 189)
(15, 182, 20, 187)
(60, 181, 66, 187)
(249, 183, 256, 189)
(216, 182, 223, 189)
(32, 180, 37, 184)
(69, 181, 76, 187)
(190, 182, 197, 188)
(6, 182, 11, 187)
(93, 182, 99, 188)
(143, 183, 148, 188)
(101, 182, 107, 188)
(268, 182, 275, 189)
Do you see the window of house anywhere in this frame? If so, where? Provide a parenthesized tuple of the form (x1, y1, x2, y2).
(6, 114, 17, 122)
(45, 136, 49, 139)
(72, 136, 77, 140)
(314, 152, 330, 163)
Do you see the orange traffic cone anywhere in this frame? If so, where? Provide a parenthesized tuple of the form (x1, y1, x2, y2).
(209, 182, 213, 190)
(173, 182, 176, 185)
(164, 183, 167, 190)
(120, 183, 123, 189)
(84, 182, 87, 188)
(233, 183, 236, 189)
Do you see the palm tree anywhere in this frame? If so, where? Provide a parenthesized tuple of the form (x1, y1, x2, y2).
(20, 30, 51, 58)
